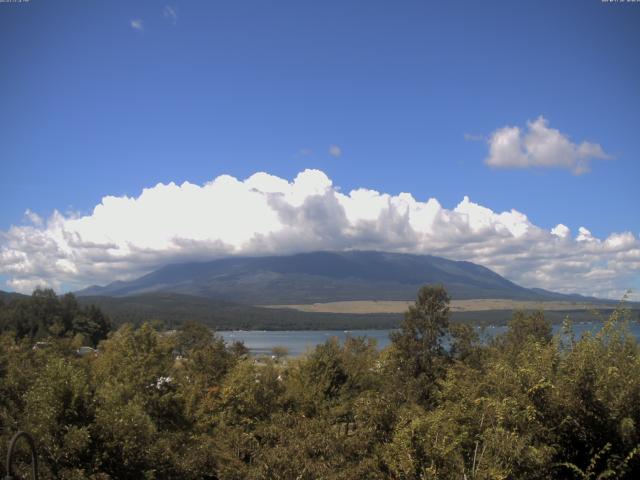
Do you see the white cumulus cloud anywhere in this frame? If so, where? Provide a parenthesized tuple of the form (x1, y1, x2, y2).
(486, 116, 612, 175)
(0, 169, 637, 299)
(130, 19, 144, 31)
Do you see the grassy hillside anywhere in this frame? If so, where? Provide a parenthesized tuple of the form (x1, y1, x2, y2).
(263, 298, 623, 314)
(77, 293, 403, 330)
(77, 292, 635, 330)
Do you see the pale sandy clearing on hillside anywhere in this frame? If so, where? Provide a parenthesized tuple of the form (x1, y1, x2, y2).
(261, 299, 615, 314)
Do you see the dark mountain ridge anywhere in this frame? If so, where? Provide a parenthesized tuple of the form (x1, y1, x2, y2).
(76, 250, 604, 304)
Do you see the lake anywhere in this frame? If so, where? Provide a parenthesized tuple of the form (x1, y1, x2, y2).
(220, 321, 640, 357)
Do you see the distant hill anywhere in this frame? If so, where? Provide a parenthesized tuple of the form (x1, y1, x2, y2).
(76, 250, 603, 304)
(0, 290, 27, 303)
(2, 286, 628, 332)
(76, 292, 403, 330)
(75, 292, 632, 331)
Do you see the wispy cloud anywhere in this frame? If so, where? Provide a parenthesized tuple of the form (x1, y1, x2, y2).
(294, 148, 312, 158)
(130, 19, 144, 31)
(1, 170, 637, 299)
(464, 133, 484, 142)
(328, 145, 342, 157)
(485, 116, 612, 175)
(162, 5, 178, 23)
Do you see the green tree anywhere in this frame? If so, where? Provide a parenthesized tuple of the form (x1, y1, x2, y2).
(497, 310, 552, 353)
(90, 323, 183, 477)
(22, 357, 93, 479)
(389, 284, 451, 405)
(271, 345, 289, 362)
(0, 289, 110, 345)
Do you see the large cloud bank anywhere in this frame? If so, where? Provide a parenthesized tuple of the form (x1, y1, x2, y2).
(1, 169, 638, 299)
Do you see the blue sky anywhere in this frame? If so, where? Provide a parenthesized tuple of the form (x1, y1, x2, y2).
(0, 0, 639, 297)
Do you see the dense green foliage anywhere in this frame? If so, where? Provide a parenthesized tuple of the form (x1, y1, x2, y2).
(0, 289, 110, 346)
(1, 285, 639, 479)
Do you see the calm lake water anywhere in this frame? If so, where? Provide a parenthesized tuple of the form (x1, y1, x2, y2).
(220, 322, 640, 357)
